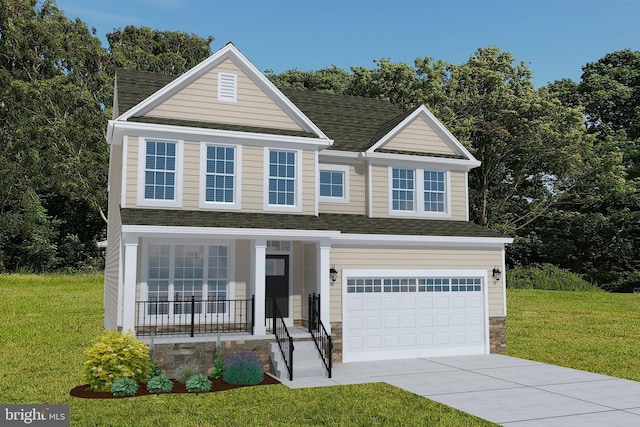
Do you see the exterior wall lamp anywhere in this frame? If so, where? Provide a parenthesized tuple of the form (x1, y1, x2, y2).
(492, 267, 502, 281)
(330, 265, 338, 282)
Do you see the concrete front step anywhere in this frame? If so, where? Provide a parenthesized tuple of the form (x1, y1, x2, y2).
(270, 340, 328, 380)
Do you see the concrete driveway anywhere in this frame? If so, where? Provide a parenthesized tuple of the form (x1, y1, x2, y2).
(278, 354, 640, 426)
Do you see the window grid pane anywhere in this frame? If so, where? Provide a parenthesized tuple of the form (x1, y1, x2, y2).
(347, 277, 482, 293)
(424, 170, 445, 212)
(392, 168, 414, 211)
(144, 140, 176, 201)
(269, 149, 295, 206)
(320, 170, 344, 198)
(205, 145, 235, 203)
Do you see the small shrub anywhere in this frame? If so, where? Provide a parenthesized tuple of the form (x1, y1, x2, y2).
(83, 330, 151, 392)
(146, 374, 173, 394)
(176, 363, 199, 384)
(111, 377, 139, 397)
(507, 264, 600, 292)
(149, 361, 162, 379)
(186, 373, 212, 393)
(211, 354, 224, 380)
(223, 351, 263, 385)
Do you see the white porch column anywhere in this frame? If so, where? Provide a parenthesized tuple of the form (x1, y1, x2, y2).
(252, 238, 267, 336)
(317, 239, 332, 333)
(122, 235, 138, 333)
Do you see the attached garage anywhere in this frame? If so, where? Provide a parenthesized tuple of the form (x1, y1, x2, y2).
(342, 269, 488, 362)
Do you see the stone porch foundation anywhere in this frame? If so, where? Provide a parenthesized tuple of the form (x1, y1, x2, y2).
(489, 316, 507, 354)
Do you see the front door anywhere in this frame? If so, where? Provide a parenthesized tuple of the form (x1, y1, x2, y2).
(266, 255, 289, 317)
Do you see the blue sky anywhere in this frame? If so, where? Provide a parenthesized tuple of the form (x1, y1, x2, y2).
(56, 0, 639, 87)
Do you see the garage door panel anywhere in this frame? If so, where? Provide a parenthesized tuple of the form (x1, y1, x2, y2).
(344, 274, 486, 362)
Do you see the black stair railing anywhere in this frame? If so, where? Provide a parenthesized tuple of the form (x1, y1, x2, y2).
(308, 293, 333, 378)
(272, 299, 294, 381)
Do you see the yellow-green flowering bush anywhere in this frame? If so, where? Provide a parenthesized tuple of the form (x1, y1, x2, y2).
(83, 330, 151, 392)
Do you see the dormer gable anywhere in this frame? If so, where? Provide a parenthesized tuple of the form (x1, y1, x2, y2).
(368, 105, 477, 164)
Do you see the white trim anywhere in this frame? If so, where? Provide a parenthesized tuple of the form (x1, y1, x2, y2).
(318, 150, 362, 160)
(388, 166, 452, 218)
(465, 171, 470, 222)
(501, 247, 508, 316)
(367, 162, 373, 218)
(341, 268, 489, 363)
(198, 142, 242, 210)
(318, 163, 350, 204)
(113, 43, 330, 140)
(333, 233, 513, 248)
(136, 138, 184, 208)
(314, 151, 319, 216)
(217, 72, 237, 102)
(365, 151, 480, 171)
(120, 135, 128, 209)
(107, 120, 332, 149)
(263, 147, 303, 213)
(121, 224, 341, 240)
(368, 105, 478, 162)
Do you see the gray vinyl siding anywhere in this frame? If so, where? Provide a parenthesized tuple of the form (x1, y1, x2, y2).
(319, 164, 366, 215)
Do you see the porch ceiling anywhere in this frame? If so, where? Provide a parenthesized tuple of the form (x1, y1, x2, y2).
(120, 208, 504, 239)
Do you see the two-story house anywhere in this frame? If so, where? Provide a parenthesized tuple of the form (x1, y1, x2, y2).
(104, 43, 511, 375)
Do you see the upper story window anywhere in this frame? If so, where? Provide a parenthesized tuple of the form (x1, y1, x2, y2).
(265, 148, 300, 211)
(391, 168, 415, 211)
(389, 166, 449, 217)
(138, 138, 182, 207)
(319, 164, 349, 203)
(200, 143, 241, 209)
(424, 170, 445, 212)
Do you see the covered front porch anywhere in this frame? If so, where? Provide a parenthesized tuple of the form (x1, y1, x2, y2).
(118, 226, 338, 340)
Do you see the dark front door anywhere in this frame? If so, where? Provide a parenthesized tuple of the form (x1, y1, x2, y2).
(266, 255, 289, 317)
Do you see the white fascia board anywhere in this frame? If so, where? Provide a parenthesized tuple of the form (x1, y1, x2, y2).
(114, 43, 330, 141)
(318, 150, 363, 160)
(332, 233, 513, 248)
(368, 105, 478, 162)
(121, 224, 341, 240)
(364, 151, 481, 171)
(107, 120, 332, 149)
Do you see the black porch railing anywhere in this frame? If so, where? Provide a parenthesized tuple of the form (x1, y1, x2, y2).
(309, 293, 333, 378)
(136, 296, 254, 337)
(272, 300, 294, 381)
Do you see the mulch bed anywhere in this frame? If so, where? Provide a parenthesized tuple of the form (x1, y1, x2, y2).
(70, 375, 280, 399)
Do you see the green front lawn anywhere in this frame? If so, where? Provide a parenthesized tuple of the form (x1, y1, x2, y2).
(506, 288, 640, 381)
(0, 274, 494, 426)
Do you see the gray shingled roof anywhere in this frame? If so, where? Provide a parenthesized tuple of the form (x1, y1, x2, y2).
(115, 69, 464, 157)
(281, 89, 407, 152)
(120, 209, 503, 239)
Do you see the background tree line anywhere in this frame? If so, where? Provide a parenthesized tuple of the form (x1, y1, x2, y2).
(1, 0, 638, 291)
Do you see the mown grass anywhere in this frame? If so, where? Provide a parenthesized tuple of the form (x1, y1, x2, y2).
(507, 289, 640, 381)
(0, 274, 494, 426)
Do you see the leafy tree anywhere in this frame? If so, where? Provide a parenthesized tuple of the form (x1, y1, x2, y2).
(106, 26, 213, 75)
(266, 65, 351, 94)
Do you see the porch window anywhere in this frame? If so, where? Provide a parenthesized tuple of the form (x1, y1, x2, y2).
(145, 243, 229, 316)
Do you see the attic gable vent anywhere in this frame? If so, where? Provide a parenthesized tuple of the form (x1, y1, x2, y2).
(218, 72, 237, 102)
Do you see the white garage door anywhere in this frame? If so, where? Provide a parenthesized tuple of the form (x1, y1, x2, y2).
(343, 271, 487, 362)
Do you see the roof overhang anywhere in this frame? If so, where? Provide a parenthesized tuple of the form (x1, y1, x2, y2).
(106, 119, 333, 149)
(364, 151, 481, 171)
(333, 233, 512, 248)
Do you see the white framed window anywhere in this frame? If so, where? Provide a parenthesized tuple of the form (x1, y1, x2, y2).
(199, 143, 241, 209)
(389, 166, 450, 217)
(218, 72, 237, 102)
(264, 148, 302, 212)
(137, 138, 183, 207)
(319, 164, 349, 203)
(142, 242, 232, 321)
